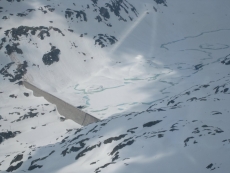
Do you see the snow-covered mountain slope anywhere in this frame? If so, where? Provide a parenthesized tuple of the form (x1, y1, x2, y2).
(0, 0, 230, 172)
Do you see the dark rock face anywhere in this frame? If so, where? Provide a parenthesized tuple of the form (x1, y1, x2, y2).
(17, 9, 35, 17)
(42, 46, 60, 65)
(28, 164, 43, 171)
(194, 64, 203, 70)
(6, 161, 23, 172)
(7, 0, 22, 2)
(95, 162, 115, 173)
(205, 163, 219, 170)
(92, 0, 138, 25)
(206, 163, 213, 169)
(0, 37, 6, 50)
(94, 34, 117, 48)
(100, 7, 110, 20)
(70, 139, 87, 152)
(105, 0, 138, 19)
(95, 15, 102, 22)
(44, 5, 55, 12)
(213, 85, 229, 94)
(4, 26, 64, 42)
(143, 120, 162, 127)
(221, 54, 230, 65)
(0, 131, 21, 144)
(91, 0, 98, 5)
(75, 143, 98, 160)
(13, 111, 38, 122)
(5, 43, 23, 55)
(61, 138, 89, 156)
(2, 16, 8, 20)
(76, 105, 85, 109)
(65, 9, 87, 22)
(86, 125, 98, 135)
(38, 6, 48, 14)
(0, 131, 17, 139)
(65, 9, 74, 18)
(52, 27, 65, 36)
(9, 94, 17, 98)
(5, 26, 37, 41)
(110, 139, 134, 155)
(0, 61, 28, 82)
(37, 30, 50, 40)
(28, 150, 55, 170)
(104, 134, 127, 144)
(17, 13, 26, 17)
(154, 0, 167, 6)
(10, 154, 23, 165)
(14, 61, 28, 80)
(69, 134, 84, 143)
(24, 92, 29, 97)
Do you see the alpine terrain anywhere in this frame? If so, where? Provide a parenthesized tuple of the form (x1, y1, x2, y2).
(0, 0, 230, 172)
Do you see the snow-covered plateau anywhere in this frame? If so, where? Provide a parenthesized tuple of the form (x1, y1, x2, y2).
(0, 0, 230, 172)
